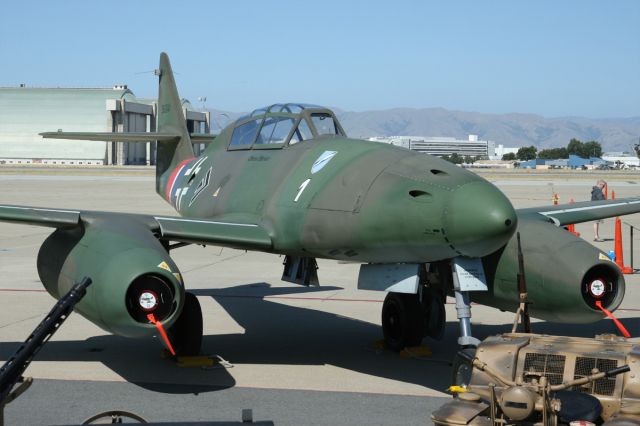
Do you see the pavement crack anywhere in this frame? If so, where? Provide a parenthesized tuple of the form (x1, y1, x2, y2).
(182, 252, 248, 273)
(0, 312, 48, 330)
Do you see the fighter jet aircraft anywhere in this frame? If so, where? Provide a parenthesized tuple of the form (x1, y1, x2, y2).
(0, 53, 638, 357)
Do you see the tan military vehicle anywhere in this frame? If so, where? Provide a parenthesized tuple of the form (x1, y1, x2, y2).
(433, 333, 639, 425)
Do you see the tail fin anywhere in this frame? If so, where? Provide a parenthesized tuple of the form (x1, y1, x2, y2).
(156, 52, 194, 191)
(40, 53, 196, 198)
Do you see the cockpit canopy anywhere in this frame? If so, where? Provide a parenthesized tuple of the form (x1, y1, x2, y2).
(228, 103, 346, 150)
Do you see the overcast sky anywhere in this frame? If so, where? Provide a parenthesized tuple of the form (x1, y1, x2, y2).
(1, 0, 638, 118)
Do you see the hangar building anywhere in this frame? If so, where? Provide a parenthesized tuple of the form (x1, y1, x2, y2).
(0, 85, 210, 165)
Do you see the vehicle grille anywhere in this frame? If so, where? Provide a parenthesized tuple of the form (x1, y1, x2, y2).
(572, 357, 618, 396)
(523, 353, 566, 385)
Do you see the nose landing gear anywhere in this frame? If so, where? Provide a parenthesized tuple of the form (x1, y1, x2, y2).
(381, 267, 447, 351)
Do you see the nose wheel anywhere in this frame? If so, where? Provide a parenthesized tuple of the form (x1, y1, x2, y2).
(381, 289, 446, 351)
(382, 293, 424, 351)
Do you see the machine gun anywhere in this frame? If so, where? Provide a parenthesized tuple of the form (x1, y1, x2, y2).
(451, 349, 630, 425)
(0, 277, 92, 425)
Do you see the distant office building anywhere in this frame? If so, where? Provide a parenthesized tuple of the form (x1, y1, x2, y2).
(368, 134, 495, 158)
(0, 85, 210, 165)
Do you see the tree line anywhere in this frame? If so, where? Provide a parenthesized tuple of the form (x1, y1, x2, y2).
(440, 154, 485, 164)
(501, 138, 602, 161)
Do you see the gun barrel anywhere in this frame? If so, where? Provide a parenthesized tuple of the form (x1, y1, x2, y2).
(0, 277, 92, 402)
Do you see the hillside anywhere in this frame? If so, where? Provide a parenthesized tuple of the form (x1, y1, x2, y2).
(209, 107, 640, 152)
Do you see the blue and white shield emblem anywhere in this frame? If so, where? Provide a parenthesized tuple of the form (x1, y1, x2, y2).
(311, 151, 337, 174)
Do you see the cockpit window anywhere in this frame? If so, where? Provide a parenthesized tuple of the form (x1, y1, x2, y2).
(256, 116, 295, 145)
(311, 113, 338, 136)
(229, 119, 261, 147)
(250, 108, 267, 117)
(289, 119, 313, 145)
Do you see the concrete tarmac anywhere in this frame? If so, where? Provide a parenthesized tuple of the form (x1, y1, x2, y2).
(1, 167, 640, 425)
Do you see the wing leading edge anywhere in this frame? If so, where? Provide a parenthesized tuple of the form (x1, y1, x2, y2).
(0, 205, 80, 228)
(521, 197, 640, 226)
(0, 205, 272, 251)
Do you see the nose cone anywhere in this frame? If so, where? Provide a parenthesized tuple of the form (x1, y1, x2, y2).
(444, 181, 517, 257)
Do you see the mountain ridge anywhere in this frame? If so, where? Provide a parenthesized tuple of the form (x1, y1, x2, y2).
(208, 107, 640, 152)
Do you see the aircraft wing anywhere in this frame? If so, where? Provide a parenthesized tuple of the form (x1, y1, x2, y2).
(520, 197, 640, 226)
(0, 205, 80, 227)
(154, 216, 272, 249)
(0, 205, 272, 251)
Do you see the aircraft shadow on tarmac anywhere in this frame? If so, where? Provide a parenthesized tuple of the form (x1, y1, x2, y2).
(1, 282, 638, 396)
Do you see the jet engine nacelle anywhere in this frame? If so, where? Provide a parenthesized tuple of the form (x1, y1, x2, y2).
(36, 218, 184, 337)
(474, 218, 624, 323)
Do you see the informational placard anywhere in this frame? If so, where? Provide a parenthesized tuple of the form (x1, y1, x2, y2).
(453, 257, 488, 291)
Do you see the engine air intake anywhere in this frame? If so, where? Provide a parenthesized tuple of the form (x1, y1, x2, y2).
(126, 274, 175, 323)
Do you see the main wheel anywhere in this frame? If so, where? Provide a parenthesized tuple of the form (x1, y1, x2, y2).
(382, 292, 424, 351)
(451, 347, 476, 388)
(168, 292, 203, 356)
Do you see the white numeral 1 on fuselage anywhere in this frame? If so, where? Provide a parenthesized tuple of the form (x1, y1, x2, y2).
(294, 179, 311, 202)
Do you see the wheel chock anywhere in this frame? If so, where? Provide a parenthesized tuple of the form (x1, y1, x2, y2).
(373, 339, 386, 350)
(447, 385, 467, 393)
(176, 355, 216, 368)
(400, 345, 432, 358)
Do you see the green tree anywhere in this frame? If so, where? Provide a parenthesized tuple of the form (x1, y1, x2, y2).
(442, 153, 463, 164)
(583, 140, 602, 158)
(567, 138, 584, 157)
(502, 152, 516, 161)
(538, 147, 568, 159)
(566, 138, 602, 158)
(464, 155, 476, 164)
(516, 146, 537, 161)
(449, 153, 463, 164)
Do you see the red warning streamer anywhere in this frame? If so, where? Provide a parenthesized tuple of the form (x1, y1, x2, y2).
(595, 300, 631, 338)
(147, 313, 176, 356)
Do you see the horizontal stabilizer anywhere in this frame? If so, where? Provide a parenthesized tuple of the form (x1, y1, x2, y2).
(40, 132, 180, 142)
(189, 134, 217, 143)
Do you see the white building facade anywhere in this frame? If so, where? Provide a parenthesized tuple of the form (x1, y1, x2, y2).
(368, 134, 495, 158)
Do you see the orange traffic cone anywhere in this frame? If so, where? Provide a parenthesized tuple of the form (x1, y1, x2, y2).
(614, 217, 634, 274)
(552, 194, 559, 205)
(604, 183, 609, 199)
(566, 198, 580, 237)
(612, 190, 615, 200)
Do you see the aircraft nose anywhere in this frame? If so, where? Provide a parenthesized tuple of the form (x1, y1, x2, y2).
(444, 181, 517, 257)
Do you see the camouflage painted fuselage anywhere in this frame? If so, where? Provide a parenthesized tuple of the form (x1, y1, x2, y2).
(160, 133, 517, 264)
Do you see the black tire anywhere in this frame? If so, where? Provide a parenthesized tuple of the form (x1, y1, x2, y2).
(169, 292, 203, 356)
(451, 347, 476, 389)
(382, 292, 424, 351)
(422, 290, 446, 340)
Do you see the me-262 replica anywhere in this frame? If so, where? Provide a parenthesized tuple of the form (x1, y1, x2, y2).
(432, 332, 638, 426)
(1, 53, 640, 359)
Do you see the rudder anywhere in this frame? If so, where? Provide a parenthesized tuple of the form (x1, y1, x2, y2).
(156, 52, 194, 194)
